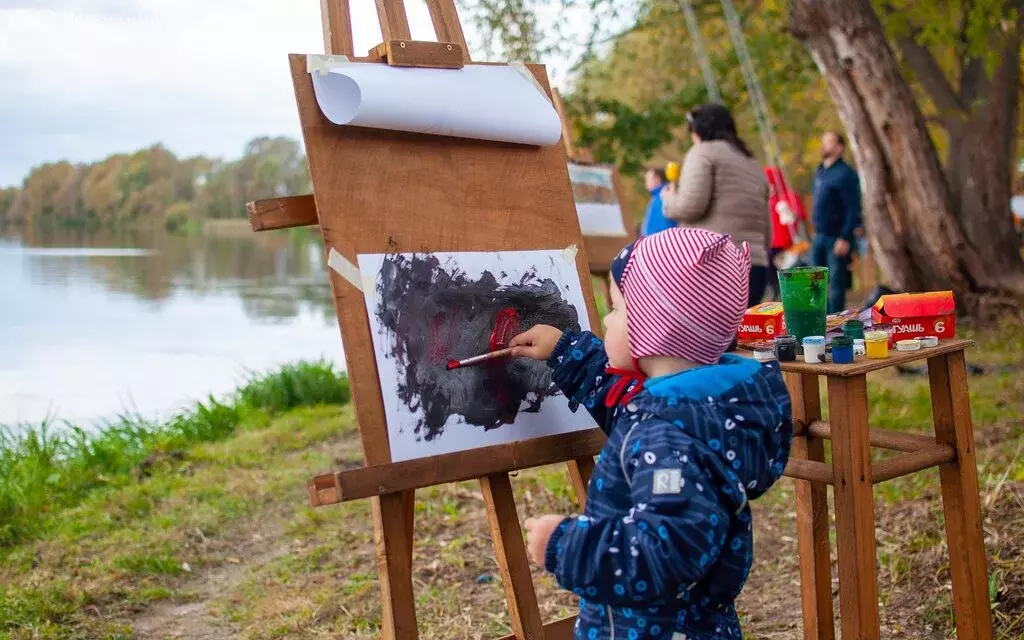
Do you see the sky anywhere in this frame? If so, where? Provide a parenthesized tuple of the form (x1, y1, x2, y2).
(0, 0, 528, 187)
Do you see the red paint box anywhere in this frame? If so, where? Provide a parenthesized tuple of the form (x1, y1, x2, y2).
(871, 291, 956, 343)
(739, 302, 787, 341)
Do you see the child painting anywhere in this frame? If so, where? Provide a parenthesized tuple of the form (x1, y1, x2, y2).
(510, 228, 793, 639)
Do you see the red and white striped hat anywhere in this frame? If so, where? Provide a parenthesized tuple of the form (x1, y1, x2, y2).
(614, 228, 751, 364)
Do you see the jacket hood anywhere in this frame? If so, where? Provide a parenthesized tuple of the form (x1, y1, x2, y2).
(638, 354, 792, 503)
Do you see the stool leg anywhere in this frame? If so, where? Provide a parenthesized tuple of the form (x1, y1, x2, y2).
(786, 372, 835, 640)
(928, 352, 994, 640)
(827, 374, 880, 640)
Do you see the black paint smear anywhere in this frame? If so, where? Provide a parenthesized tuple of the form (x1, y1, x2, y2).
(375, 253, 581, 442)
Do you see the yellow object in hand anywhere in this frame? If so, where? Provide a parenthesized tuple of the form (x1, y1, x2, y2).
(665, 161, 680, 182)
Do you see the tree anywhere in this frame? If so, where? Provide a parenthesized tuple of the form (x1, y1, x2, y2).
(789, 0, 1024, 300)
(462, 0, 1024, 301)
(2, 137, 312, 229)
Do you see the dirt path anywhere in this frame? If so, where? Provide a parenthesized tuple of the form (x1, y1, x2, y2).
(131, 525, 291, 640)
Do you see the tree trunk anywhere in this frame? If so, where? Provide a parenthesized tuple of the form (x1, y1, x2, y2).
(945, 15, 1023, 273)
(789, 0, 1024, 302)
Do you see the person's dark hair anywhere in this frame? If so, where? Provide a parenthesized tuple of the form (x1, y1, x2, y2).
(646, 167, 667, 183)
(687, 103, 754, 158)
(829, 131, 846, 147)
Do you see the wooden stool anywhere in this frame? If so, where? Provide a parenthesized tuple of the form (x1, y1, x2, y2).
(779, 339, 993, 639)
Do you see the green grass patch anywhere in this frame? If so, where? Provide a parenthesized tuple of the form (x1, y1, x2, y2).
(0, 360, 349, 549)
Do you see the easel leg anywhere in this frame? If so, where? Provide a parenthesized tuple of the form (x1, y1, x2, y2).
(786, 373, 835, 640)
(567, 456, 595, 510)
(480, 472, 546, 640)
(827, 375, 880, 640)
(928, 352, 994, 640)
(372, 493, 420, 639)
(403, 488, 415, 569)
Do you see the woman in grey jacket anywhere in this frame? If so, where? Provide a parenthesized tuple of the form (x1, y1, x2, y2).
(662, 104, 770, 306)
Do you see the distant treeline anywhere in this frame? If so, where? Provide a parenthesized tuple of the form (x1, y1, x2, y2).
(0, 137, 311, 231)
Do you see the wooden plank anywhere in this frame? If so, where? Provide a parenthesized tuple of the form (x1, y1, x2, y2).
(497, 615, 577, 640)
(247, 195, 318, 231)
(928, 351, 994, 639)
(827, 374, 880, 640)
(369, 39, 465, 68)
(372, 493, 420, 639)
(778, 339, 972, 377)
(785, 372, 835, 640)
(871, 444, 955, 483)
(320, 0, 354, 56)
(375, 0, 412, 41)
(480, 473, 545, 640)
(309, 429, 605, 505)
(424, 0, 470, 60)
(290, 53, 601, 469)
(567, 455, 596, 509)
(805, 420, 937, 453)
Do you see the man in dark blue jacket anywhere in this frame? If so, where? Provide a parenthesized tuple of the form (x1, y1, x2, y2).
(811, 131, 861, 313)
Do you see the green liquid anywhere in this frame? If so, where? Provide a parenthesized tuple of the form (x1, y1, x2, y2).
(784, 309, 826, 342)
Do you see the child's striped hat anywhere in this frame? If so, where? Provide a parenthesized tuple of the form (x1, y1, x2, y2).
(610, 228, 750, 364)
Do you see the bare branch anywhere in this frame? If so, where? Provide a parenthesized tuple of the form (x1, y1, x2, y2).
(895, 36, 965, 114)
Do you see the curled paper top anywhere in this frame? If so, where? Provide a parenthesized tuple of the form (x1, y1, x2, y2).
(308, 60, 562, 146)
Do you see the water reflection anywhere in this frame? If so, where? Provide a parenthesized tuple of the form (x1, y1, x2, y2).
(1, 223, 344, 427)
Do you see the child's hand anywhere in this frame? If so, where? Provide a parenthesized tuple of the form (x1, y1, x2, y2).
(524, 514, 565, 566)
(510, 325, 563, 361)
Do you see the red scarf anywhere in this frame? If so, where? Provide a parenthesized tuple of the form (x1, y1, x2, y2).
(603, 359, 646, 408)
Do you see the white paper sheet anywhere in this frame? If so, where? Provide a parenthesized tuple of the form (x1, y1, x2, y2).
(358, 249, 594, 462)
(568, 163, 628, 236)
(309, 59, 562, 146)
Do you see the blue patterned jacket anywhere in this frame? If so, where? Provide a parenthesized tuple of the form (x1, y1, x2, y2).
(543, 331, 793, 640)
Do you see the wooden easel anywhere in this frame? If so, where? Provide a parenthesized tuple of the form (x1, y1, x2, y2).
(250, 2, 603, 638)
(550, 89, 634, 306)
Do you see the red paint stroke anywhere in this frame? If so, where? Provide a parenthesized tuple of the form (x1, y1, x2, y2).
(489, 307, 520, 351)
(446, 359, 460, 370)
(428, 309, 462, 366)
(488, 307, 519, 412)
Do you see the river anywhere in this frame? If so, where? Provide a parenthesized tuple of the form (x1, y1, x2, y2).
(0, 222, 344, 428)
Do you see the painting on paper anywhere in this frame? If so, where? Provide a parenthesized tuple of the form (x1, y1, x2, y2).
(568, 163, 628, 237)
(358, 249, 594, 462)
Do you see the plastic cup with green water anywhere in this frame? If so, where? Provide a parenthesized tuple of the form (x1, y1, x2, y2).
(778, 266, 828, 343)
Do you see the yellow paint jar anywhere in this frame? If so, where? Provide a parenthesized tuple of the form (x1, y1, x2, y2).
(865, 330, 889, 359)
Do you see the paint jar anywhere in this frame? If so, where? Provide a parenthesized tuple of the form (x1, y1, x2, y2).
(831, 336, 854, 364)
(920, 335, 939, 348)
(865, 330, 889, 359)
(665, 161, 681, 183)
(774, 335, 798, 362)
(896, 339, 921, 352)
(778, 267, 829, 343)
(802, 336, 826, 364)
(853, 339, 866, 357)
(842, 319, 865, 340)
(754, 348, 776, 363)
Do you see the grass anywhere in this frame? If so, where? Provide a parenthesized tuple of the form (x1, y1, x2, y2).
(1, 318, 1023, 639)
(0, 360, 349, 550)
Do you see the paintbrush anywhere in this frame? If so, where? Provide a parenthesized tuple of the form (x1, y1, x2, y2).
(446, 347, 514, 370)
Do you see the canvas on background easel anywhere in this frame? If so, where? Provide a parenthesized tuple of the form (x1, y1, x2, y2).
(246, 0, 608, 638)
(551, 89, 635, 304)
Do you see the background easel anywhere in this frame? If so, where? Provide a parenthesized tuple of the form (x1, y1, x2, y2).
(550, 89, 635, 307)
(265, 1, 604, 638)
